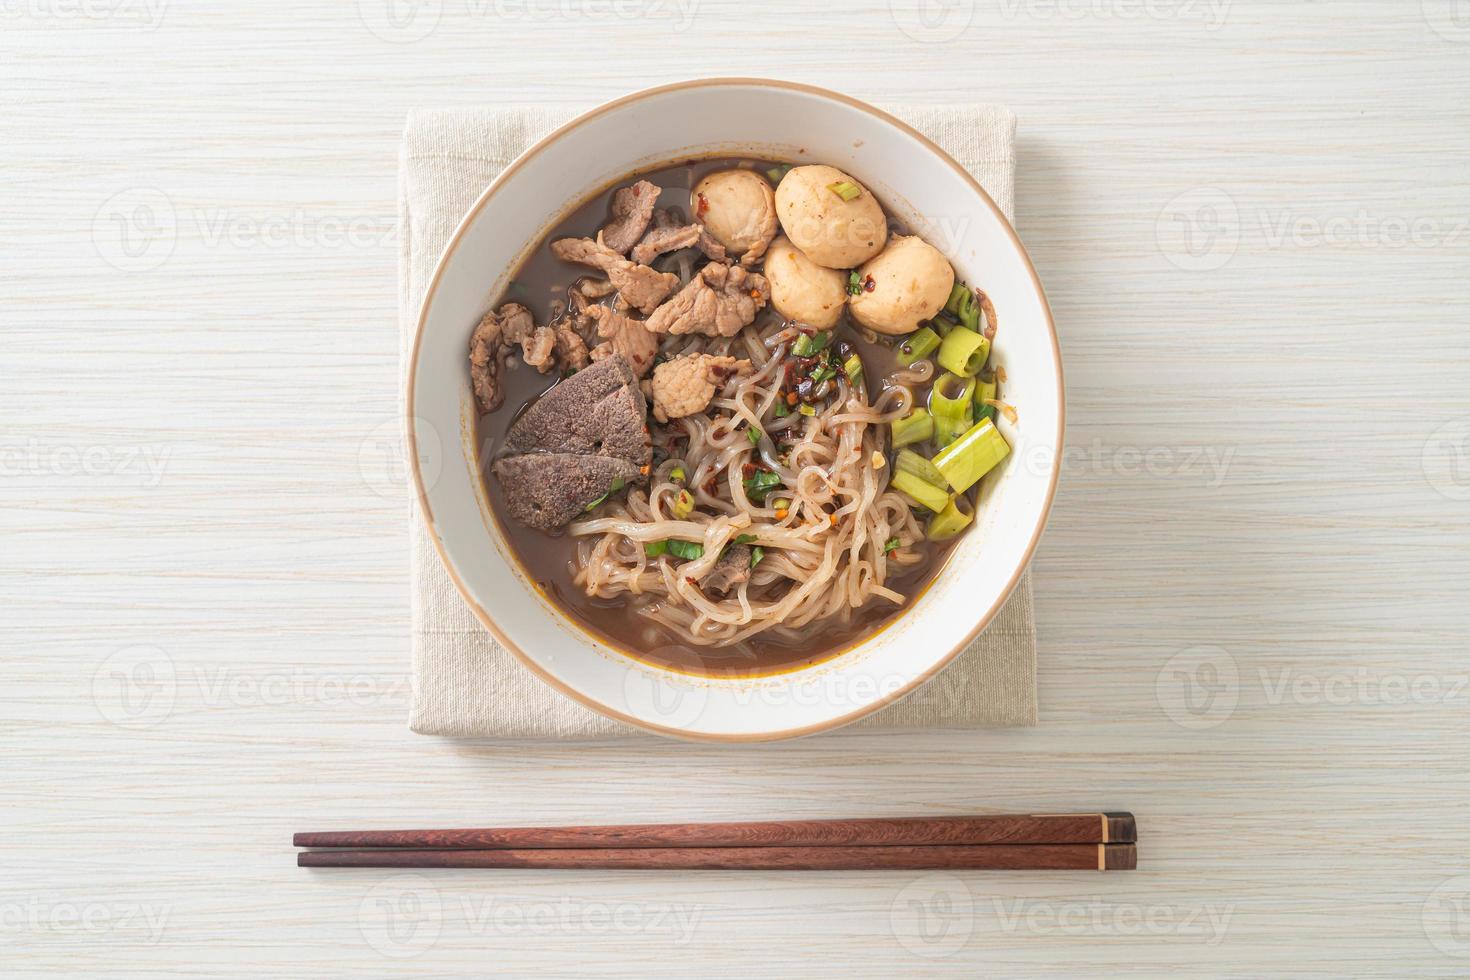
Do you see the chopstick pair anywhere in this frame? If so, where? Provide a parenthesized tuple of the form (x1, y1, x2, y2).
(296, 813, 1137, 871)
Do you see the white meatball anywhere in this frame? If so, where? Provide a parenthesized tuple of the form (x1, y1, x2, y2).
(774, 165, 887, 269)
(763, 235, 848, 329)
(847, 235, 955, 336)
(692, 169, 777, 260)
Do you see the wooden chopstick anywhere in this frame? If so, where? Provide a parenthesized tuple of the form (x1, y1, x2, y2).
(299, 843, 1136, 871)
(294, 813, 1134, 851)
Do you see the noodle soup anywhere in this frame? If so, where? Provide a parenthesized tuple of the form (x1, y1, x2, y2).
(471, 157, 1010, 676)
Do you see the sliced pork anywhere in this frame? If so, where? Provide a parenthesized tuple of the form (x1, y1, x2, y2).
(599, 180, 660, 254)
(550, 236, 679, 314)
(644, 263, 770, 337)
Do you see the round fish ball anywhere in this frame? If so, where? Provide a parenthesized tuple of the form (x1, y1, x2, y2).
(692, 169, 777, 258)
(763, 235, 848, 329)
(774, 165, 887, 269)
(847, 235, 955, 336)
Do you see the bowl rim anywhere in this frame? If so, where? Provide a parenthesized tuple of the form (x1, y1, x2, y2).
(405, 77, 1065, 742)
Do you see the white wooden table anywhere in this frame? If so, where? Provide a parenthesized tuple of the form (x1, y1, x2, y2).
(5, 2, 1469, 975)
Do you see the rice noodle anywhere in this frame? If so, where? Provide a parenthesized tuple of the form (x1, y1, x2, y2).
(567, 329, 925, 647)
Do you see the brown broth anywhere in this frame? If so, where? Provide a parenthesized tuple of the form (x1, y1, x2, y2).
(474, 157, 968, 677)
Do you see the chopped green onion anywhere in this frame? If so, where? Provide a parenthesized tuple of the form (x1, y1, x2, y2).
(750, 546, 765, 568)
(666, 539, 704, 560)
(809, 362, 836, 384)
(926, 496, 974, 541)
(583, 476, 626, 511)
(842, 353, 864, 387)
(774, 401, 791, 418)
(771, 497, 791, 511)
(791, 330, 830, 357)
(846, 270, 863, 296)
(884, 537, 901, 554)
(798, 403, 817, 417)
(672, 488, 695, 519)
(669, 465, 686, 484)
(930, 373, 976, 449)
(747, 426, 762, 447)
(936, 326, 990, 377)
(890, 408, 934, 448)
(891, 470, 950, 513)
(644, 540, 669, 558)
(734, 533, 757, 545)
(932, 417, 1011, 493)
(895, 448, 947, 489)
(897, 326, 941, 367)
(743, 469, 782, 503)
(827, 180, 862, 201)
(974, 377, 998, 422)
(944, 282, 981, 332)
(766, 163, 793, 185)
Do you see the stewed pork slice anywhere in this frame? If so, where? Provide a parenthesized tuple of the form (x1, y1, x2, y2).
(550, 236, 679, 314)
(585, 305, 659, 378)
(599, 180, 660, 255)
(503, 353, 650, 465)
(470, 302, 555, 411)
(699, 544, 752, 596)
(649, 353, 751, 423)
(491, 453, 642, 532)
(644, 262, 770, 337)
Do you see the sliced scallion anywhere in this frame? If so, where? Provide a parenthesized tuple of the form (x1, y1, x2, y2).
(932, 417, 1011, 493)
(747, 426, 762, 447)
(672, 488, 695, 519)
(750, 546, 765, 568)
(926, 496, 974, 541)
(766, 163, 793, 185)
(644, 540, 669, 558)
(890, 408, 934, 448)
(798, 403, 816, 417)
(944, 282, 981, 332)
(890, 470, 950, 513)
(897, 326, 941, 367)
(791, 331, 830, 357)
(895, 448, 947, 490)
(936, 327, 990, 377)
(827, 180, 862, 201)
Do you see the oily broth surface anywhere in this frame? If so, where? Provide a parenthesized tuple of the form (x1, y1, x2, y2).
(474, 157, 960, 677)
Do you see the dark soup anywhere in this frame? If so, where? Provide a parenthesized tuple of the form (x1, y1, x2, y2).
(470, 156, 1010, 676)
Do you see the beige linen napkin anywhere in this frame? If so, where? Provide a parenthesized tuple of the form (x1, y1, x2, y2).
(402, 103, 1036, 737)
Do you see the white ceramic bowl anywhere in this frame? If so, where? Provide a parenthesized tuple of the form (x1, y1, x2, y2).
(407, 79, 1062, 742)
